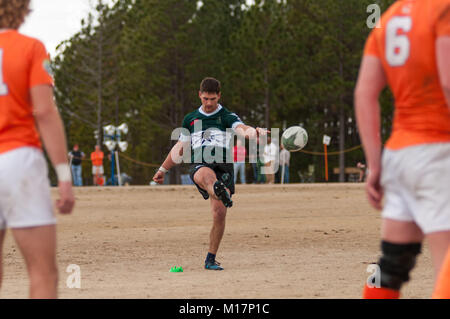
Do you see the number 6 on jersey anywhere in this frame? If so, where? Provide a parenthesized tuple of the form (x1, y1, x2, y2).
(386, 17, 412, 67)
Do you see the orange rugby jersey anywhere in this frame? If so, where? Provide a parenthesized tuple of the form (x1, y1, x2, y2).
(364, 0, 450, 150)
(90, 151, 104, 166)
(0, 30, 53, 154)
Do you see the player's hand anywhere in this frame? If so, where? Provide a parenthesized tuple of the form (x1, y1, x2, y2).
(256, 127, 270, 136)
(366, 168, 383, 210)
(57, 181, 75, 214)
(153, 170, 165, 184)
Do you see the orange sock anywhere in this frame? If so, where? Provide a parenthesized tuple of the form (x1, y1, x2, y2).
(432, 248, 450, 299)
(363, 284, 400, 299)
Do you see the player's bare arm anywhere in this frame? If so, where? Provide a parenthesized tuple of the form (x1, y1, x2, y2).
(437, 36, 450, 108)
(31, 84, 75, 214)
(354, 55, 387, 210)
(234, 124, 269, 139)
(152, 140, 189, 184)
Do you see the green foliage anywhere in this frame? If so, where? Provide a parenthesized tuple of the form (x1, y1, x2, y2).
(53, 0, 396, 184)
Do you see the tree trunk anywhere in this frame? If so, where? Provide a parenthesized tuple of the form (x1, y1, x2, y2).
(339, 106, 345, 182)
(96, 27, 103, 147)
(264, 63, 270, 128)
(338, 22, 345, 183)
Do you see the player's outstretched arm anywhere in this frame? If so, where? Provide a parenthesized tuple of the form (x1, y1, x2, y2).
(152, 140, 187, 184)
(234, 124, 269, 139)
(31, 84, 75, 215)
(437, 36, 450, 109)
(354, 56, 386, 210)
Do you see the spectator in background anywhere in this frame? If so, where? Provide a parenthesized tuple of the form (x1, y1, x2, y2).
(249, 138, 263, 184)
(233, 139, 246, 184)
(263, 136, 278, 184)
(279, 144, 290, 183)
(68, 144, 85, 186)
(256, 140, 266, 184)
(357, 162, 367, 182)
(90, 145, 104, 186)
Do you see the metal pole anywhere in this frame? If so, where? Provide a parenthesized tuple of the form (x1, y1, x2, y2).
(68, 154, 73, 182)
(281, 164, 285, 184)
(111, 151, 115, 186)
(115, 150, 122, 186)
(324, 144, 329, 182)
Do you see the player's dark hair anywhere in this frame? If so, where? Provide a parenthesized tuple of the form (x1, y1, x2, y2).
(200, 77, 221, 94)
(0, 0, 31, 29)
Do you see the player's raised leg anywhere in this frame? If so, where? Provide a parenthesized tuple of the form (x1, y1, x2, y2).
(12, 225, 58, 299)
(193, 167, 232, 208)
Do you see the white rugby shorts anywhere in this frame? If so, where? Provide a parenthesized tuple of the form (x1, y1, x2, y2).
(381, 143, 450, 234)
(92, 165, 104, 175)
(0, 147, 56, 229)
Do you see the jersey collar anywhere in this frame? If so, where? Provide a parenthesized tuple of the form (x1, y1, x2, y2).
(199, 104, 223, 117)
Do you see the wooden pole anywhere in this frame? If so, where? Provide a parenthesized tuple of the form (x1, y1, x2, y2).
(325, 144, 328, 181)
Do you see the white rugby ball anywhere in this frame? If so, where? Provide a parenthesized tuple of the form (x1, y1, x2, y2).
(281, 126, 308, 152)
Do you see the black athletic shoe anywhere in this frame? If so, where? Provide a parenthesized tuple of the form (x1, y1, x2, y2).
(205, 260, 224, 270)
(213, 181, 233, 208)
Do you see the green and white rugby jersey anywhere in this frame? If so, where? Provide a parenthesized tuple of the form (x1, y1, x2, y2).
(179, 104, 244, 163)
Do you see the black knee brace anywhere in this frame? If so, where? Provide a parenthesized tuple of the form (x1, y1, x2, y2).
(378, 241, 421, 290)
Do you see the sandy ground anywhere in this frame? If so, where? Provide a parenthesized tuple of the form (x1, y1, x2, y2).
(0, 183, 435, 299)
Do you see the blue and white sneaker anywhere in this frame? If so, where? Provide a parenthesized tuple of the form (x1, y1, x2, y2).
(205, 260, 224, 271)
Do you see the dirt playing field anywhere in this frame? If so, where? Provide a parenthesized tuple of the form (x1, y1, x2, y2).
(0, 183, 435, 299)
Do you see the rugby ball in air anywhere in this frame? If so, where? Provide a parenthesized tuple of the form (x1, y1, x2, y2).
(281, 126, 308, 152)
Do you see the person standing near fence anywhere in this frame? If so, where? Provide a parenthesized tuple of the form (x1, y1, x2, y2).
(263, 136, 278, 184)
(279, 144, 290, 183)
(90, 145, 104, 186)
(233, 139, 246, 184)
(249, 138, 264, 184)
(68, 144, 85, 186)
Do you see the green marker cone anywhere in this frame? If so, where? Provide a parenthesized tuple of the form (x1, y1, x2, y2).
(169, 266, 183, 272)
